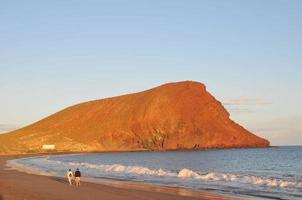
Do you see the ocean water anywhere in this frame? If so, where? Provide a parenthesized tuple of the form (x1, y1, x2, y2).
(8, 146, 302, 200)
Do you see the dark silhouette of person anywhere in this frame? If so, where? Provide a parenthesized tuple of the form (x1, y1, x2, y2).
(74, 168, 81, 187)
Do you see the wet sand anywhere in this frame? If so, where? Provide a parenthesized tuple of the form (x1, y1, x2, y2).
(0, 155, 234, 200)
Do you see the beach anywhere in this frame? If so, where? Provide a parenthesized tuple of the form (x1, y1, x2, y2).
(0, 155, 232, 200)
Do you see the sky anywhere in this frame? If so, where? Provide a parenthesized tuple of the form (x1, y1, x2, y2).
(1, 0, 301, 145)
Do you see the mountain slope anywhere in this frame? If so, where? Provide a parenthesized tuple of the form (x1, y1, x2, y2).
(0, 81, 269, 154)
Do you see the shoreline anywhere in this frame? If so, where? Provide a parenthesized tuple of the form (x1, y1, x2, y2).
(0, 145, 273, 156)
(0, 154, 237, 200)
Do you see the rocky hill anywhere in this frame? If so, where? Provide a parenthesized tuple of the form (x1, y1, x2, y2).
(0, 81, 269, 154)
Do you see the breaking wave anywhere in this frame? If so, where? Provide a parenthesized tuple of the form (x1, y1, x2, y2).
(177, 168, 302, 188)
(62, 160, 302, 189)
(8, 156, 302, 190)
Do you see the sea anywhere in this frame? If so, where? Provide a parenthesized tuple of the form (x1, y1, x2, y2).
(7, 146, 302, 200)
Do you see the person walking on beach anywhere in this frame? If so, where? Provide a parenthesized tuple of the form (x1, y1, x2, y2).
(66, 169, 73, 186)
(74, 168, 81, 187)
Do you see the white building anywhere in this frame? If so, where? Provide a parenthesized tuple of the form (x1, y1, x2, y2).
(42, 144, 56, 150)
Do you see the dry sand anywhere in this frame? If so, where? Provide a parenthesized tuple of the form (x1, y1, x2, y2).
(0, 155, 235, 200)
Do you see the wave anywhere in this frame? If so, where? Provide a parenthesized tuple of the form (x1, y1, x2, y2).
(8, 156, 302, 190)
(64, 161, 175, 177)
(6, 158, 56, 177)
(177, 168, 302, 188)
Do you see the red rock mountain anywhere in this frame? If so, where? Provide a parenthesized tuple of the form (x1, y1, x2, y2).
(0, 81, 269, 154)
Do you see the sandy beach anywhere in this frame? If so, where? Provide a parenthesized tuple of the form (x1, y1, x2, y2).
(0, 155, 233, 200)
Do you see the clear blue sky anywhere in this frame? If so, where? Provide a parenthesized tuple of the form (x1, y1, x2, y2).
(1, 0, 301, 145)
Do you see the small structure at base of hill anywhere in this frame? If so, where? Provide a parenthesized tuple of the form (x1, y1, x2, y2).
(42, 144, 56, 151)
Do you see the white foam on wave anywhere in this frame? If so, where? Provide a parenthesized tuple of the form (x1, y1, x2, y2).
(177, 168, 302, 188)
(245, 175, 301, 188)
(178, 168, 221, 181)
(8, 156, 302, 190)
(67, 161, 175, 177)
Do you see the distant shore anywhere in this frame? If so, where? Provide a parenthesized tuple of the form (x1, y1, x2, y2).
(0, 154, 235, 200)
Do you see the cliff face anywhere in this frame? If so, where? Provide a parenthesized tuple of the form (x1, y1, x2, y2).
(0, 81, 269, 154)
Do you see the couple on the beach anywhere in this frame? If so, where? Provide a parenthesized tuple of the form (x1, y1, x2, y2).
(66, 168, 81, 187)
